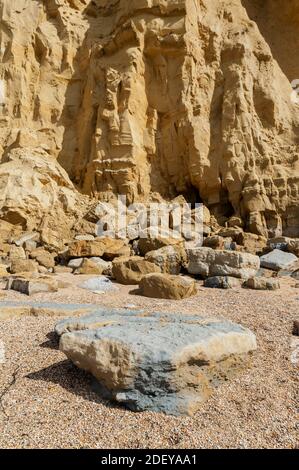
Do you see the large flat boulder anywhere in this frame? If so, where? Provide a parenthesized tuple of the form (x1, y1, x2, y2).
(139, 273, 197, 300)
(56, 310, 257, 416)
(186, 247, 260, 279)
(260, 249, 298, 271)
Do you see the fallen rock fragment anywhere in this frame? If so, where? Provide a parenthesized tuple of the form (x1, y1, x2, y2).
(260, 249, 298, 271)
(204, 276, 243, 289)
(112, 256, 161, 285)
(67, 238, 129, 260)
(76, 258, 105, 275)
(8, 277, 58, 295)
(30, 248, 56, 269)
(145, 245, 185, 274)
(139, 273, 197, 300)
(244, 277, 280, 291)
(138, 236, 184, 256)
(10, 259, 39, 274)
(186, 248, 260, 279)
(56, 310, 257, 416)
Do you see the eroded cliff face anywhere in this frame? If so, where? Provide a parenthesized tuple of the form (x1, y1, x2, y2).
(0, 0, 299, 237)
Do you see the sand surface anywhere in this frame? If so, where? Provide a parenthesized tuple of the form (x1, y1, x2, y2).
(0, 274, 298, 449)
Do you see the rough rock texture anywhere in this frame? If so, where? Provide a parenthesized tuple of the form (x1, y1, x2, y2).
(56, 310, 257, 415)
(1, 1, 299, 236)
(186, 247, 260, 279)
(139, 272, 197, 299)
(204, 276, 242, 289)
(112, 256, 161, 285)
(145, 245, 185, 274)
(8, 277, 58, 296)
(260, 249, 298, 271)
(244, 277, 280, 291)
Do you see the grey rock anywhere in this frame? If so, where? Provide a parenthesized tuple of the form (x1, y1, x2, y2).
(56, 310, 257, 416)
(68, 258, 84, 269)
(186, 247, 260, 279)
(79, 276, 117, 292)
(260, 249, 298, 271)
(13, 232, 39, 247)
(204, 276, 243, 289)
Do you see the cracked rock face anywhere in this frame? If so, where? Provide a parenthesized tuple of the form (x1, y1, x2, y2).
(0, 0, 299, 236)
(56, 309, 257, 415)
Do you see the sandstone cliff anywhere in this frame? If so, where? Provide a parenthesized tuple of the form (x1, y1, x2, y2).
(0, 0, 299, 237)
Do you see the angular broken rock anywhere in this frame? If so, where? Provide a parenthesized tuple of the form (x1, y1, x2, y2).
(30, 248, 56, 269)
(139, 273, 197, 300)
(145, 245, 185, 274)
(112, 256, 161, 285)
(76, 258, 105, 275)
(55, 310, 257, 416)
(260, 249, 298, 271)
(67, 238, 129, 260)
(10, 259, 39, 274)
(138, 236, 184, 256)
(8, 277, 58, 295)
(244, 277, 280, 291)
(204, 276, 243, 289)
(186, 247, 260, 279)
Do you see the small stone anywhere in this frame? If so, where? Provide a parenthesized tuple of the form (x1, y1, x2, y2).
(68, 258, 84, 269)
(74, 234, 95, 241)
